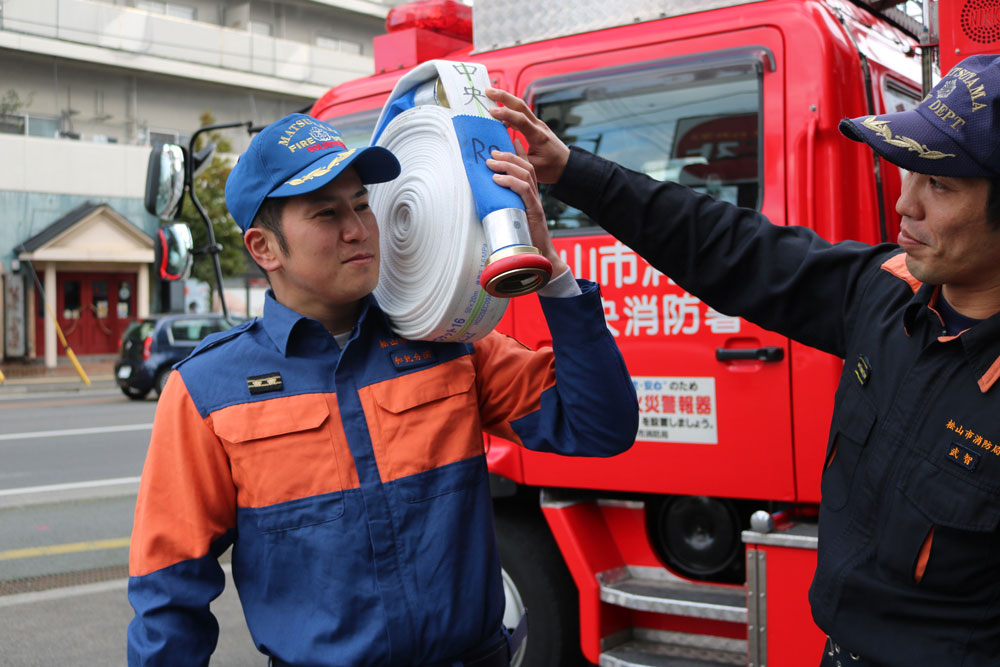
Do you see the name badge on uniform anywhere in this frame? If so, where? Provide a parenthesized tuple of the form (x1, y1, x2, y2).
(945, 441, 980, 471)
(390, 348, 435, 370)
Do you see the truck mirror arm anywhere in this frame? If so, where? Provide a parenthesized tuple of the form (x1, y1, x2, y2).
(185, 121, 254, 327)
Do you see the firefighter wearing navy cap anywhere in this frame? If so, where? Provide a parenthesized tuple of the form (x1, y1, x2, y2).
(125, 113, 638, 666)
(488, 54, 1000, 665)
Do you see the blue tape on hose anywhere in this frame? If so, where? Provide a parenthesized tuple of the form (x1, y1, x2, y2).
(371, 87, 418, 145)
(451, 115, 524, 221)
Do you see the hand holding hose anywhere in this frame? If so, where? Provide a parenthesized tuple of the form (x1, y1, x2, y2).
(487, 147, 569, 279)
(486, 88, 571, 185)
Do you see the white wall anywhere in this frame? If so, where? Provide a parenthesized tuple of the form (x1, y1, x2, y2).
(0, 135, 149, 198)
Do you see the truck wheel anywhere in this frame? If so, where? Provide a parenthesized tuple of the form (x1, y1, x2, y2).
(647, 495, 743, 583)
(495, 511, 585, 667)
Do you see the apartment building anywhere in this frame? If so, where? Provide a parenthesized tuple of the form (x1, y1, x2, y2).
(0, 0, 399, 366)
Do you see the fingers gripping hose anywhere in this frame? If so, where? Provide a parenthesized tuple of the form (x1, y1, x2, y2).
(369, 60, 552, 343)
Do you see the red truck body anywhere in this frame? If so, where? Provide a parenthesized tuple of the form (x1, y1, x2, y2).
(307, 1, 999, 664)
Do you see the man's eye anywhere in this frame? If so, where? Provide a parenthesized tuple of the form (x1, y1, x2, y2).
(356, 202, 370, 212)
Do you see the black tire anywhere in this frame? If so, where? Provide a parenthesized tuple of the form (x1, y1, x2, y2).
(647, 495, 744, 583)
(121, 385, 149, 401)
(494, 510, 586, 667)
(154, 369, 172, 398)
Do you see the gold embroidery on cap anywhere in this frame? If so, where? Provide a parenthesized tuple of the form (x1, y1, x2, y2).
(861, 117, 956, 160)
(284, 148, 357, 186)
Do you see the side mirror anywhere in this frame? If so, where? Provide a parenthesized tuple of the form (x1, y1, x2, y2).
(155, 223, 194, 281)
(145, 143, 186, 220)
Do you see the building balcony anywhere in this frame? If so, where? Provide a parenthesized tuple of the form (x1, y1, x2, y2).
(0, 0, 377, 98)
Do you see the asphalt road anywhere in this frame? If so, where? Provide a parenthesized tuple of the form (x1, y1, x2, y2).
(0, 386, 264, 665)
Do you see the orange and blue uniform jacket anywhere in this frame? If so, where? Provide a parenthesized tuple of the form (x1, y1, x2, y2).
(126, 281, 637, 666)
(551, 147, 1000, 665)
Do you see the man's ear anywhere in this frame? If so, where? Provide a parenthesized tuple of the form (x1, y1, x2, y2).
(244, 228, 282, 272)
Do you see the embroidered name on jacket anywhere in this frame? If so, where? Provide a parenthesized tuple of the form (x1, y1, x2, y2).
(390, 348, 435, 370)
(247, 372, 284, 395)
(946, 441, 980, 470)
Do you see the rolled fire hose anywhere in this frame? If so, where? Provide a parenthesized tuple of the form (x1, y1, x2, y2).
(369, 60, 552, 343)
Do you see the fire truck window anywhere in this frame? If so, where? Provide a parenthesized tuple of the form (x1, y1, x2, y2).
(92, 280, 109, 318)
(63, 280, 81, 319)
(532, 59, 762, 230)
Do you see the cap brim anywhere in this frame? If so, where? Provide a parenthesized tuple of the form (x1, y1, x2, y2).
(267, 145, 401, 199)
(839, 109, 994, 178)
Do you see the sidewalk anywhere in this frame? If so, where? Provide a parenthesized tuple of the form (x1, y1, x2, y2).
(0, 354, 118, 394)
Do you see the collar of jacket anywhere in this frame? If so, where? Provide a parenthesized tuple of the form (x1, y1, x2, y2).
(903, 283, 1000, 393)
(259, 289, 391, 357)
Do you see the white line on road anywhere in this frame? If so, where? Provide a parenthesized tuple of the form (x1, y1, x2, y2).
(0, 423, 152, 442)
(0, 564, 233, 607)
(0, 477, 142, 497)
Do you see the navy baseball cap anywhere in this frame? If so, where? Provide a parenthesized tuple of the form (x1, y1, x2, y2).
(226, 113, 400, 232)
(839, 54, 1000, 178)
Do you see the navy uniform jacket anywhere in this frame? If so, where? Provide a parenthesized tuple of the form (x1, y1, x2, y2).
(551, 148, 1000, 665)
(127, 282, 637, 666)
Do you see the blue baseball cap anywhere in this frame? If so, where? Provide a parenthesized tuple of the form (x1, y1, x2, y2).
(226, 113, 401, 232)
(839, 54, 1000, 178)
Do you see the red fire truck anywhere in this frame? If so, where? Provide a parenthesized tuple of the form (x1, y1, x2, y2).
(306, 1, 999, 665)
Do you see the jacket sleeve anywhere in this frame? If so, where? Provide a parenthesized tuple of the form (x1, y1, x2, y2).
(127, 371, 237, 666)
(473, 278, 638, 457)
(549, 147, 896, 358)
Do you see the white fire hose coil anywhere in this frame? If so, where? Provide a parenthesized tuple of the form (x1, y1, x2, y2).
(369, 60, 551, 343)
(370, 104, 507, 343)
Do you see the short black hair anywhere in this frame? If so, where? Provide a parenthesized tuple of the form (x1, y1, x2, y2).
(250, 197, 289, 255)
(988, 177, 1000, 231)
(247, 197, 288, 279)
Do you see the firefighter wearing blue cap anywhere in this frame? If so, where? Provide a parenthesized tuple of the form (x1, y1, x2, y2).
(125, 113, 639, 666)
(488, 54, 1000, 665)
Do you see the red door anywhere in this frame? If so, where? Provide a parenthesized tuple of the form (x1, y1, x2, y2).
(35, 272, 136, 356)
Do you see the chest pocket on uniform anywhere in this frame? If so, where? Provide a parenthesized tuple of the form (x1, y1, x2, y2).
(878, 457, 1000, 596)
(821, 383, 877, 511)
(369, 356, 484, 502)
(213, 394, 345, 532)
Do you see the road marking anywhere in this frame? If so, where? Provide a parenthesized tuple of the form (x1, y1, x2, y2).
(0, 395, 128, 410)
(0, 564, 234, 607)
(0, 423, 152, 442)
(0, 476, 141, 497)
(0, 537, 131, 561)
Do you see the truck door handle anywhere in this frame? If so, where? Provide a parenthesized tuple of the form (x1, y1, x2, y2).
(715, 346, 784, 362)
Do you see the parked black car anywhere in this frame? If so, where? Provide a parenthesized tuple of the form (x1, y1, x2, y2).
(115, 313, 239, 399)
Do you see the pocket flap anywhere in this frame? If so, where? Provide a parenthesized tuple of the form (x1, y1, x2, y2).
(835, 383, 877, 445)
(371, 359, 475, 414)
(901, 458, 1000, 531)
(213, 395, 330, 443)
